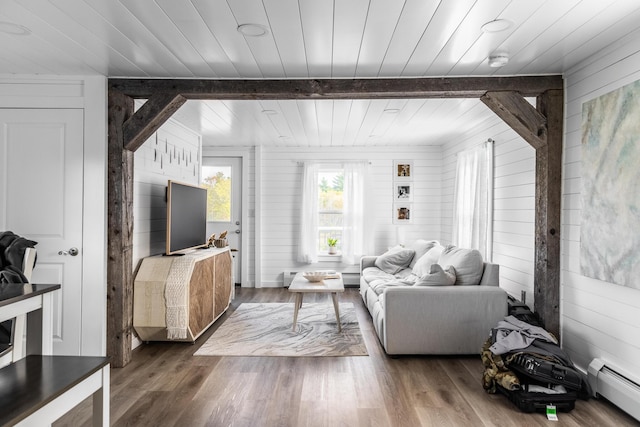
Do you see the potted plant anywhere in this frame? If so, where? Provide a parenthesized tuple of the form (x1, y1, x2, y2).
(327, 237, 338, 254)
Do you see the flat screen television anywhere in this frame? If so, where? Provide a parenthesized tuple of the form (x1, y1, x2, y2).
(166, 180, 208, 255)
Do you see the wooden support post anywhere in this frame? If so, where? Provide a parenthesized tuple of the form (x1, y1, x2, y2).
(481, 88, 564, 338)
(534, 89, 564, 339)
(104, 76, 565, 366)
(107, 89, 135, 368)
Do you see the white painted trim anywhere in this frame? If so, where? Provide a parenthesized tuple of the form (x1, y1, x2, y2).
(81, 76, 108, 356)
(241, 153, 250, 286)
(255, 145, 263, 288)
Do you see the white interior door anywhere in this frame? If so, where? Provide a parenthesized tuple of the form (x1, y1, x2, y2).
(0, 109, 84, 355)
(202, 157, 242, 284)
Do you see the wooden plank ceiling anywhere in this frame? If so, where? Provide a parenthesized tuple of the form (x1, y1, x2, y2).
(2, 0, 640, 147)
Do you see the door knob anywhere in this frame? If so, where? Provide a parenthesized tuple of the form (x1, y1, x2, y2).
(235, 229, 241, 234)
(58, 247, 79, 256)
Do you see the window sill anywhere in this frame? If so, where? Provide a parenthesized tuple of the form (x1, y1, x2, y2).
(318, 252, 341, 261)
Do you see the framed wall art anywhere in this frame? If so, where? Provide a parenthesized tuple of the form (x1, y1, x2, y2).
(393, 204, 412, 224)
(393, 160, 413, 180)
(395, 183, 412, 201)
(393, 160, 414, 224)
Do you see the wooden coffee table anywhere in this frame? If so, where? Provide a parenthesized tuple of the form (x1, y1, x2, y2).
(288, 272, 344, 332)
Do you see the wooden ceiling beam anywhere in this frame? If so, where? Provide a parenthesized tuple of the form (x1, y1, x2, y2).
(480, 91, 547, 149)
(123, 93, 186, 152)
(109, 76, 563, 100)
(106, 76, 565, 367)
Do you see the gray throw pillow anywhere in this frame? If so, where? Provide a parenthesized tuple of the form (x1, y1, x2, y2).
(374, 247, 415, 274)
(411, 244, 444, 277)
(414, 264, 456, 286)
(406, 239, 439, 268)
(438, 245, 483, 285)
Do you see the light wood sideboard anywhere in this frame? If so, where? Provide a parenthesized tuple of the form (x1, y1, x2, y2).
(133, 247, 232, 342)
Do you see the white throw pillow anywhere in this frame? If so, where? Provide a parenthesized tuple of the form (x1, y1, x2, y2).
(414, 264, 456, 286)
(411, 244, 444, 277)
(438, 245, 483, 285)
(374, 247, 415, 274)
(406, 239, 439, 268)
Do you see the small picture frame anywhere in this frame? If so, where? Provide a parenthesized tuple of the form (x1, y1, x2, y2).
(393, 204, 412, 224)
(395, 184, 412, 201)
(394, 160, 413, 180)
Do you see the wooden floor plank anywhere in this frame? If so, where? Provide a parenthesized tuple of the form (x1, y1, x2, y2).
(53, 287, 639, 427)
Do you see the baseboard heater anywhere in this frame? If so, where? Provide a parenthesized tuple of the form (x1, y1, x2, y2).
(283, 271, 360, 287)
(587, 358, 640, 421)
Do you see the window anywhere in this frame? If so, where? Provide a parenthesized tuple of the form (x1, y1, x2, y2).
(298, 161, 370, 265)
(202, 166, 231, 222)
(318, 169, 343, 253)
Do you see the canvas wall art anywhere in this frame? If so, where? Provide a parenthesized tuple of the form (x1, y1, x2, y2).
(580, 79, 640, 289)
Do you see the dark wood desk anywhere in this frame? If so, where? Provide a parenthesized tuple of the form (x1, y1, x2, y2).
(0, 283, 60, 359)
(0, 355, 110, 426)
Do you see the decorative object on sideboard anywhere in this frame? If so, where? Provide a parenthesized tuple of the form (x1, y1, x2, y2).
(208, 231, 229, 248)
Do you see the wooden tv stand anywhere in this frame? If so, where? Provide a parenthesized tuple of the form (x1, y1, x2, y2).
(133, 247, 232, 342)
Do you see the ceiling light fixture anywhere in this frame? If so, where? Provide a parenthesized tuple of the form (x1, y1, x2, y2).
(384, 108, 401, 114)
(261, 109, 277, 115)
(0, 21, 32, 35)
(481, 19, 513, 33)
(237, 23, 269, 37)
(488, 54, 509, 68)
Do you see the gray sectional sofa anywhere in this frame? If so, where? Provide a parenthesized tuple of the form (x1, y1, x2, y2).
(359, 240, 508, 355)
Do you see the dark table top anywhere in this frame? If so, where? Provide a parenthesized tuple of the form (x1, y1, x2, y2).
(0, 355, 110, 426)
(0, 283, 61, 308)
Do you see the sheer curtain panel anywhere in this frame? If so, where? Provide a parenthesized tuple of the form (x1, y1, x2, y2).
(297, 163, 320, 263)
(341, 162, 369, 265)
(452, 141, 494, 261)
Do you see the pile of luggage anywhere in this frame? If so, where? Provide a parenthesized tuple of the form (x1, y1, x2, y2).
(481, 299, 591, 414)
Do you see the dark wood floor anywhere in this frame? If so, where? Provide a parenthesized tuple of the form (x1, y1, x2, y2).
(56, 287, 638, 427)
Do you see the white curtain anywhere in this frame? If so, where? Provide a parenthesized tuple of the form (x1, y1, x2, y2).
(341, 162, 369, 265)
(297, 162, 320, 263)
(297, 161, 370, 265)
(452, 141, 494, 261)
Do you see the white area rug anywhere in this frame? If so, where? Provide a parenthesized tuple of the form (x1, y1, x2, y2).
(194, 302, 368, 357)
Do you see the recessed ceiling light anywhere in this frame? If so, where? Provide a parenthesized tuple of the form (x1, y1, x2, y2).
(481, 19, 513, 33)
(237, 23, 269, 37)
(488, 54, 509, 68)
(0, 21, 32, 36)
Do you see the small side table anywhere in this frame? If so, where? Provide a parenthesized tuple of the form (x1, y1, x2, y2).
(288, 272, 344, 332)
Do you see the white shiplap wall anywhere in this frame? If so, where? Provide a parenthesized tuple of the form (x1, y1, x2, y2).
(441, 113, 536, 306)
(561, 29, 640, 379)
(132, 120, 201, 270)
(259, 146, 442, 287)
